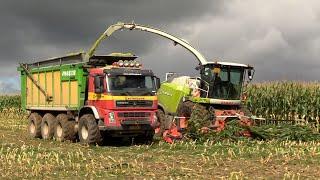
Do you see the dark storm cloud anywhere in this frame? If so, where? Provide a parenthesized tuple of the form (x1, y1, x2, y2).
(0, 0, 222, 76)
(0, 0, 221, 50)
(1, 0, 320, 93)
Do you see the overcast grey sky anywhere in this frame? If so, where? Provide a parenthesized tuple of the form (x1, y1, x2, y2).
(1, 0, 320, 93)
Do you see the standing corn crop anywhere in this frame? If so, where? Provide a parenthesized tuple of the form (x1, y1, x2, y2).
(246, 81, 320, 123)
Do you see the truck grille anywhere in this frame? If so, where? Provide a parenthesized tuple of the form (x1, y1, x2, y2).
(118, 112, 151, 125)
(116, 100, 153, 107)
(118, 112, 151, 118)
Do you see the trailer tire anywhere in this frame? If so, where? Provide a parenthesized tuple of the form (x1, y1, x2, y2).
(78, 114, 102, 145)
(28, 113, 42, 138)
(54, 114, 77, 142)
(41, 113, 56, 140)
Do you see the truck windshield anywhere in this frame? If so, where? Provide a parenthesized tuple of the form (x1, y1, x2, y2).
(107, 75, 156, 96)
(201, 66, 244, 100)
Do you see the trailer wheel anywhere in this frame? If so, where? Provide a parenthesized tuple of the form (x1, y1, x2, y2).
(28, 113, 42, 138)
(54, 114, 77, 142)
(41, 113, 56, 140)
(78, 114, 102, 145)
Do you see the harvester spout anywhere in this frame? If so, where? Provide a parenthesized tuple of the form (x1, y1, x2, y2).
(85, 22, 125, 61)
(85, 22, 208, 65)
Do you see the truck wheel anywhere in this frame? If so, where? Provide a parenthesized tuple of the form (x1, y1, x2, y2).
(41, 113, 56, 140)
(54, 114, 77, 142)
(134, 130, 154, 145)
(78, 114, 102, 145)
(28, 113, 42, 138)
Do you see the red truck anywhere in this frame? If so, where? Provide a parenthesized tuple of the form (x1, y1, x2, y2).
(18, 53, 160, 144)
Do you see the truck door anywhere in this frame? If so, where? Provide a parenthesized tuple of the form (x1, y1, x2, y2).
(91, 74, 105, 107)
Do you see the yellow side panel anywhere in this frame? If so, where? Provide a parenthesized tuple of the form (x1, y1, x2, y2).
(62, 82, 69, 105)
(46, 72, 53, 106)
(39, 73, 45, 106)
(32, 74, 39, 106)
(26, 70, 79, 108)
(26, 76, 32, 105)
(70, 81, 78, 106)
(53, 71, 61, 106)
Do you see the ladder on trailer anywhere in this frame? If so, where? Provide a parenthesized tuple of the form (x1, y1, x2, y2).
(19, 63, 53, 102)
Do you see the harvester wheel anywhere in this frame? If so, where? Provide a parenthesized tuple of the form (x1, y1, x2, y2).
(178, 101, 195, 118)
(54, 113, 77, 142)
(78, 114, 102, 145)
(181, 102, 215, 131)
(155, 109, 167, 136)
(28, 112, 42, 138)
(41, 113, 56, 140)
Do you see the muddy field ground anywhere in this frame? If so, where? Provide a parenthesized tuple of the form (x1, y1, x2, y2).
(0, 115, 319, 179)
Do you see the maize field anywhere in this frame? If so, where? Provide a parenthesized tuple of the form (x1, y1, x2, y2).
(246, 81, 320, 122)
(0, 82, 320, 178)
(0, 95, 26, 119)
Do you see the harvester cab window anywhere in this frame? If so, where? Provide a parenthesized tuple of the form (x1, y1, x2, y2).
(201, 65, 244, 100)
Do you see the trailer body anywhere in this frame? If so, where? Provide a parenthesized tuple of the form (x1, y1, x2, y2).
(20, 61, 86, 111)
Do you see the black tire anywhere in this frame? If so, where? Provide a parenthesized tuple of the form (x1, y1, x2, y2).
(178, 101, 195, 118)
(41, 113, 56, 140)
(78, 114, 102, 145)
(54, 114, 77, 142)
(179, 102, 215, 129)
(155, 109, 167, 136)
(134, 130, 154, 145)
(28, 112, 42, 138)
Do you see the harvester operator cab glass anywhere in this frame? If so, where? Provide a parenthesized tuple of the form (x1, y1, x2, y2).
(200, 64, 244, 100)
(107, 75, 157, 96)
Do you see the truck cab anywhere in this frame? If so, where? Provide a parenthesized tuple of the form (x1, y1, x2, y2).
(84, 60, 159, 140)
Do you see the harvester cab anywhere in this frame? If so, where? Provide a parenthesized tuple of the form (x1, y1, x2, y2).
(197, 62, 254, 101)
(157, 62, 255, 142)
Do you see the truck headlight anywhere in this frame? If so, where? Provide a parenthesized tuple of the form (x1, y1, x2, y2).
(109, 112, 115, 123)
(153, 113, 158, 123)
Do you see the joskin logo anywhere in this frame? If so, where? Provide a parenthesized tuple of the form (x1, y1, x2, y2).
(62, 70, 76, 77)
(61, 70, 76, 80)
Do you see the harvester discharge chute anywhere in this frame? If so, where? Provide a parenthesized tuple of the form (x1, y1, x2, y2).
(88, 22, 264, 143)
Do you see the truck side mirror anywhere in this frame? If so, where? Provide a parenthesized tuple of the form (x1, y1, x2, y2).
(155, 77, 161, 89)
(94, 76, 104, 94)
